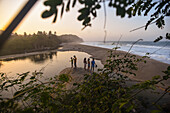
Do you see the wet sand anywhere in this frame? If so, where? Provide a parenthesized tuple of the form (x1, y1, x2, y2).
(61, 43, 170, 87)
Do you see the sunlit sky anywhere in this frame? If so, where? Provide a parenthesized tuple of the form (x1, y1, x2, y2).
(0, 0, 170, 41)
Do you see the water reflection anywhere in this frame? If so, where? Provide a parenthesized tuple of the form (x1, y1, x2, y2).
(29, 52, 57, 64)
(0, 51, 104, 99)
(0, 52, 57, 64)
(0, 51, 103, 79)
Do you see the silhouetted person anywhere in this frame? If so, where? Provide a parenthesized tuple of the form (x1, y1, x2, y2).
(91, 58, 95, 71)
(87, 58, 90, 71)
(73, 55, 77, 68)
(70, 57, 73, 68)
(83, 58, 87, 70)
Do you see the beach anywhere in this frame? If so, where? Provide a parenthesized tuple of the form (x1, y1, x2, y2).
(61, 43, 170, 87)
(59, 43, 170, 106)
(0, 42, 169, 86)
(0, 42, 169, 107)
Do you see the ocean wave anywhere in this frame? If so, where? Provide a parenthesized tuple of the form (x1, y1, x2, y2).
(81, 42, 170, 64)
(124, 44, 170, 50)
(122, 50, 170, 64)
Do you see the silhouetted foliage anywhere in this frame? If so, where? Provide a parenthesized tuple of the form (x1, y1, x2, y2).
(0, 34, 60, 56)
(154, 33, 170, 42)
(0, 48, 169, 112)
(0, 33, 82, 56)
(42, 0, 170, 41)
(42, 0, 169, 29)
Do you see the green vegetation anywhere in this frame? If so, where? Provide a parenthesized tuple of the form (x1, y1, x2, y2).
(0, 32, 83, 56)
(0, 0, 169, 112)
(0, 48, 169, 112)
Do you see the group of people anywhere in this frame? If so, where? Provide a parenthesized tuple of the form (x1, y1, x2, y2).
(70, 55, 77, 68)
(83, 57, 97, 71)
(70, 55, 97, 71)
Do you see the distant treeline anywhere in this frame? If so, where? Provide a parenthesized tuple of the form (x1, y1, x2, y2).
(0, 31, 83, 56)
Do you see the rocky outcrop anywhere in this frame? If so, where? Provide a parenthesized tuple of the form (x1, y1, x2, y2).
(58, 34, 83, 43)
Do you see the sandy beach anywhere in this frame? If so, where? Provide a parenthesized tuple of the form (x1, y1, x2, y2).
(61, 43, 170, 86)
(0, 42, 169, 86)
(0, 42, 169, 107)
(59, 43, 170, 107)
(59, 67, 170, 106)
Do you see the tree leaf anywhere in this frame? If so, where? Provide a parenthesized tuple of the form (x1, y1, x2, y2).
(72, 0, 77, 7)
(91, 9, 97, 17)
(145, 18, 155, 30)
(55, 0, 63, 5)
(83, 17, 91, 25)
(61, 3, 65, 18)
(44, 1, 51, 6)
(78, 0, 85, 4)
(53, 9, 58, 23)
(108, 0, 113, 7)
(119, 102, 127, 108)
(151, 110, 161, 113)
(66, 0, 71, 12)
(42, 10, 54, 18)
(127, 7, 133, 18)
(78, 14, 86, 21)
(95, 4, 101, 9)
(116, 6, 125, 18)
(126, 105, 134, 112)
(166, 33, 170, 40)
(78, 8, 90, 21)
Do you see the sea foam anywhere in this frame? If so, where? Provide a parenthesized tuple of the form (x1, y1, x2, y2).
(81, 41, 170, 64)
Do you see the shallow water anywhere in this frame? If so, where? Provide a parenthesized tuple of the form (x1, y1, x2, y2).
(0, 51, 103, 79)
(0, 51, 103, 98)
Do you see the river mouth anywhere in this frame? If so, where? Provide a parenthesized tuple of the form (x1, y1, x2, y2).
(0, 51, 103, 79)
(0, 51, 103, 98)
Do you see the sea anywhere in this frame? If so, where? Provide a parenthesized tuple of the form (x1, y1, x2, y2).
(81, 41, 170, 64)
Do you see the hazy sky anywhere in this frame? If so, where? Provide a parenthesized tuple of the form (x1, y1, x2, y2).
(0, 0, 170, 41)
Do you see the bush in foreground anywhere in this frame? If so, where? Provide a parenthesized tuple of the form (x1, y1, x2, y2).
(0, 49, 169, 112)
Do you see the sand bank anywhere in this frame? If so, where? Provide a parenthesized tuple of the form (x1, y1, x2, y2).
(0, 42, 169, 86)
(61, 43, 170, 86)
(59, 67, 170, 106)
(59, 67, 91, 90)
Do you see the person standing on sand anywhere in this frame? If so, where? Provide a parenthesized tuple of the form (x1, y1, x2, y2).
(70, 57, 73, 68)
(91, 58, 95, 71)
(87, 58, 90, 70)
(73, 55, 77, 68)
(83, 58, 87, 70)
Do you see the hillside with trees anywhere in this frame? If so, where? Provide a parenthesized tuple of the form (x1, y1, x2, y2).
(58, 34, 83, 43)
(0, 0, 169, 112)
(0, 31, 83, 56)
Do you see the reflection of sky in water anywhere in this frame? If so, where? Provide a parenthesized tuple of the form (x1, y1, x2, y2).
(0, 51, 103, 79)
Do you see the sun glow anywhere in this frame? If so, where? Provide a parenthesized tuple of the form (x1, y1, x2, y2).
(0, 0, 170, 41)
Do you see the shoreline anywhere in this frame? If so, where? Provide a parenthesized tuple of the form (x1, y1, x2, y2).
(0, 43, 169, 86)
(0, 48, 62, 61)
(61, 43, 170, 86)
(0, 42, 169, 65)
